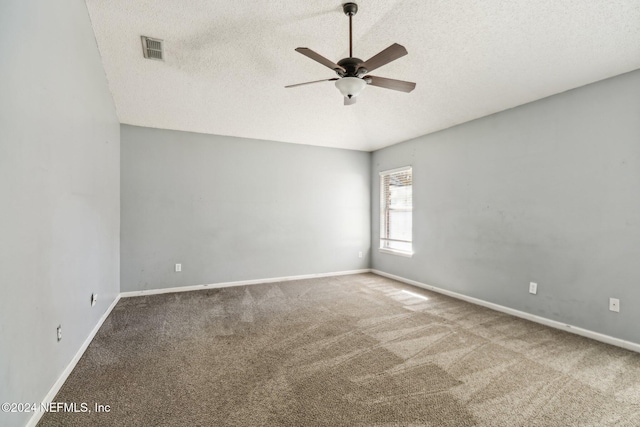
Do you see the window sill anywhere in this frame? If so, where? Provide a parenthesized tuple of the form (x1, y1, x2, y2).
(379, 248, 413, 258)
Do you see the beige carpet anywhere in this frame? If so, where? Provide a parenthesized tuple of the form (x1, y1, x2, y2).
(39, 273, 640, 426)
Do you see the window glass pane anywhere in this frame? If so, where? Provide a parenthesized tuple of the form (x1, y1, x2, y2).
(389, 185, 412, 209)
(380, 167, 412, 254)
(388, 210, 411, 241)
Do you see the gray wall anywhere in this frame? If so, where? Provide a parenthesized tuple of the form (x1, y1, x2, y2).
(372, 69, 640, 344)
(0, 0, 120, 426)
(121, 125, 370, 292)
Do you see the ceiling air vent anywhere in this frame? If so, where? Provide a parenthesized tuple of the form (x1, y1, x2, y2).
(141, 36, 163, 60)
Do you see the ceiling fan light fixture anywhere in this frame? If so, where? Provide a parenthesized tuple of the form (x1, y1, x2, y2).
(335, 77, 366, 98)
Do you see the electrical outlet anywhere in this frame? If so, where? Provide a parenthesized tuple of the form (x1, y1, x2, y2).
(609, 298, 620, 313)
(175, 263, 182, 272)
(91, 293, 98, 307)
(56, 325, 62, 342)
(529, 282, 538, 295)
(358, 251, 363, 258)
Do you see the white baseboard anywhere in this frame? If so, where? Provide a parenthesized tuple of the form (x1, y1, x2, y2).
(120, 269, 372, 298)
(371, 269, 640, 354)
(26, 294, 121, 427)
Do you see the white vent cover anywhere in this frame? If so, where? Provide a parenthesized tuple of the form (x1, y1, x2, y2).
(141, 36, 163, 60)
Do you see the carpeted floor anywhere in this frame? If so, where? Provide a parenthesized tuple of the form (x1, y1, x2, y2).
(40, 273, 640, 426)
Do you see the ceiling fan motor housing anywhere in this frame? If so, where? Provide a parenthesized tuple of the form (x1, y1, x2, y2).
(336, 57, 368, 78)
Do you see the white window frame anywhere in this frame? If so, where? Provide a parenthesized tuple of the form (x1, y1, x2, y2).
(379, 166, 413, 257)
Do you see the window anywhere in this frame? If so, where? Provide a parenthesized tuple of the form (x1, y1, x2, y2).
(380, 166, 413, 256)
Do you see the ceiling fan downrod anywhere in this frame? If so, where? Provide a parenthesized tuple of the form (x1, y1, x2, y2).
(336, 3, 366, 79)
(343, 2, 358, 58)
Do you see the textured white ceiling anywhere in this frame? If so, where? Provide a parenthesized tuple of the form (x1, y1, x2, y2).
(85, 0, 640, 151)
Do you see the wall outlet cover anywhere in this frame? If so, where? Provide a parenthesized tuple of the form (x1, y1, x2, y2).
(175, 263, 182, 272)
(529, 282, 538, 295)
(56, 325, 62, 342)
(91, 293, 98, 307)
(609, 298, 620, 312)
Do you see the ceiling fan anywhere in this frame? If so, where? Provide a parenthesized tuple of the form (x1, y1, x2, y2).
(286, 2, 416, 106)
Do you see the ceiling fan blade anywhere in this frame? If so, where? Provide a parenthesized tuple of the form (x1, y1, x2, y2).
(285, 78, 338, 88)
(365, 75, 416, 93)
(361, 43, 408, 73)
(295, 48, 346, 72)
(344, 96, 356, 106)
